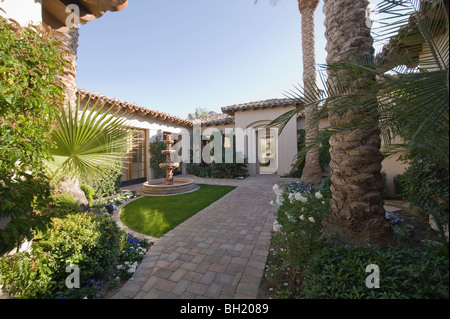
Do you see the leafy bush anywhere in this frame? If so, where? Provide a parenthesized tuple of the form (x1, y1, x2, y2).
(0, 17, 67, 254)
(0, 250, 58, 299)
(267, 180, 331, 296)
(400, 154, 449, 249)
(116, 233, 149, 279)
(380, 171, 389, 199)
(80, 161, 122, 199)
(302, 244, 449, 299)
(188, 136, 248, 179)
(52, 193, 82, 217)
(288, 129, 330, 178)
(80, 184, 95, 207)
(189, 164, 211, 178)
(32, 212, 122, 284)
(393, 174, 406, 198)
(210, 150, 248, 179)
(149, 141, 167, 179)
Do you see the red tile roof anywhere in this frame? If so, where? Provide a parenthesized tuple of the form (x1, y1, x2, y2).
(76, 88, 193, 126)
(221, 98, 296, 115)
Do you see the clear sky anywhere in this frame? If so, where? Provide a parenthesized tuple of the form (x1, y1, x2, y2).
(76, 0, 383, 119)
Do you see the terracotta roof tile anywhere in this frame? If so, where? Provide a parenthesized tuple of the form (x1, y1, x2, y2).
(192, 113, 235, 126)
(76, 88, 193, 126)
(221, 98, 296, 115)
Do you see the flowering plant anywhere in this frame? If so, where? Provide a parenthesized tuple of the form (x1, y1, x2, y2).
(92, 190, 139, 213)
(116, 233, 149, 279)
(267, 180, 331, 297)
(385, 211, 411, 242)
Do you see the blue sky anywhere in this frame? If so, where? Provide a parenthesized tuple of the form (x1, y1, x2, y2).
(76, 0, 382, 118)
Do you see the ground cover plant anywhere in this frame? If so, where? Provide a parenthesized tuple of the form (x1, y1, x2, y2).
(120, 184, 236, 238)
(0, 192, 149, 299)
(260, 179, 449, 299)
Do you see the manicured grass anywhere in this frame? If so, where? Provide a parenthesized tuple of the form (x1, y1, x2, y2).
(120, 184, 236, 238)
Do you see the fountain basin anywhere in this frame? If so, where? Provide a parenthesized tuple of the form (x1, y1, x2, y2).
(142, 178, 199, 195)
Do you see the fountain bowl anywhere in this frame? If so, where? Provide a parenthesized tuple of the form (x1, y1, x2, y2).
(142, 178, 200, 195)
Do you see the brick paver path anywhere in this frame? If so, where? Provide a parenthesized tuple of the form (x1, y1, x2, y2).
(112, 174, 298, 299)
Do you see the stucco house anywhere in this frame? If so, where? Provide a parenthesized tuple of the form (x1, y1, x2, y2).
(76, 87, 408, 198)
(1, 0, 414, 196)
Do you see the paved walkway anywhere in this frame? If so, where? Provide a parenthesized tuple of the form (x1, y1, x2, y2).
(111, 174, 298, 299)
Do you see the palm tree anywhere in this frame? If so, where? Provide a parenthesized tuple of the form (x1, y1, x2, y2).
(48, 100, 130, 206)
(255, 0, 322, 184)
(297, 0, 322, 185)
(314, 0, 395, 246)
(272, 0, 448, 247)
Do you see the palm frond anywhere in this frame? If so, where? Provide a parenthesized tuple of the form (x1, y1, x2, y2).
(49, 99, 131, 182)
(273, 0, 449, 167)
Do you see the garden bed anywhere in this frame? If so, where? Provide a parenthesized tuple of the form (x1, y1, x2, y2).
(258, 200, 448, 299)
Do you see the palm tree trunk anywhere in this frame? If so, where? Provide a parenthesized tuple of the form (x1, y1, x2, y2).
(322, 0, 394, 246)
(55, 27, 79, 109)
(298, 0, 322, 185)
(54, 27, 89, 207)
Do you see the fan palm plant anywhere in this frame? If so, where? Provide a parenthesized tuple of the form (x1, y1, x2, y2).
(48, 99, 130, 202)
(270, 0, 448, 246)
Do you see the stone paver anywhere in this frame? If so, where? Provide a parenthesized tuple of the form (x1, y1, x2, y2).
(111, 174, 298, 299)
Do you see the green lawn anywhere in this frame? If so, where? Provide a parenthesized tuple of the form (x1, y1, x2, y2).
(120, 184, 236, 238)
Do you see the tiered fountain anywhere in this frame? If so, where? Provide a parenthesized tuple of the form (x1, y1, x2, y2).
(142, 134, 199, 195)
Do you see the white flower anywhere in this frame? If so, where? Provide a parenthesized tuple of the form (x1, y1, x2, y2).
(295, 192, 307, 203)
(300, 214, 305, 221)
(269, 200, 274, 206)
(273, 220, 282, 232)
(321, 200, 325, 205)
(288, 193, 295, 204)
(272, 184, 280, 192)
(276, 196, 284, 206)
(315, 191, 323, 199)
(117, 265, 123, 270)
(308, 217, 316, 223)
(285, 212, 295, 222)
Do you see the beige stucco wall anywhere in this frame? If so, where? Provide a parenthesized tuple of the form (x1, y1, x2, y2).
(297, 115, 407, 195)
(0, 0, 42, 26)
(232, 106, 298, 176)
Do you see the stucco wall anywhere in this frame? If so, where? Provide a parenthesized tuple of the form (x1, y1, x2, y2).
(0, 0, 42, 26)
(233, 106, 298, 176)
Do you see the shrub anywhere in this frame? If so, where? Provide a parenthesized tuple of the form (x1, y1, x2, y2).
(116, 233, 149, 279)
(393, 174, 406, 198)
(400, 154, 449, 249)
(149, 141, 167, 179)
(380, 171, 389, 199)
(288, 129, 330, 178)
(302, 244, 449, 299)
(190, 164, 211, 178)
(33, 212, 122, 284)
(0, 17, 67, 254)
(80, 184, 95, 207)
(52, 193, 82, 217)
(267, 180, 331, 297)
(210, 150, 248, 179)
(0, 250, 58, 299)
(80, 161, 122, 198)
